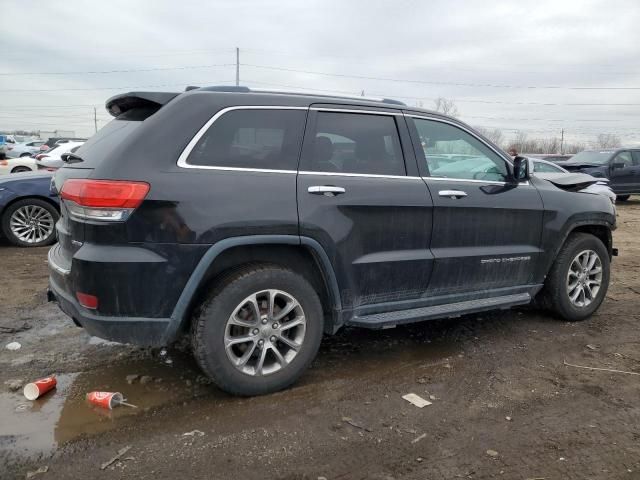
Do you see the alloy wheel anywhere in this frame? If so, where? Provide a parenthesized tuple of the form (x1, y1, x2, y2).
(9, 205, 55, 244)
(566, 249, 603, 308)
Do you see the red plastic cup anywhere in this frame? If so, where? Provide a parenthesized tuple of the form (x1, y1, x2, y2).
(23, 375, 57, 400)
(86, 391, 124, 410)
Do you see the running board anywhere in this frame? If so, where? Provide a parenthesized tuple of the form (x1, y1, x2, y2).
(346, 293, 531, 329)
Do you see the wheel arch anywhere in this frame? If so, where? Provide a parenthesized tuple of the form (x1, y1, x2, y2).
(1, 195, 60, 220)
(163, 235, 341, 343)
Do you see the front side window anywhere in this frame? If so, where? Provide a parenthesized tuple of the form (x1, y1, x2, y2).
(187, 109, 306, 170)
(533, 160, 564, 173)
(613, 151, 633, 168)
(413, 118, 509, 182)
(304, 112, 405, 176)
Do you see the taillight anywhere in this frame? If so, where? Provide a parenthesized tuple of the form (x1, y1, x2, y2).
(60, 179, 150, 222)
(76, 292, 98, 309)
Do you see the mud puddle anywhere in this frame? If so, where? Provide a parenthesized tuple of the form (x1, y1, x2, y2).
(0, 352, 217, 464)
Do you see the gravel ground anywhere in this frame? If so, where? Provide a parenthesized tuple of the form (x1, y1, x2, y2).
(1, 198, 639, 480)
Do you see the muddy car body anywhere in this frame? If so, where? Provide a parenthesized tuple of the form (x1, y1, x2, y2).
(48, 87, 616, 395)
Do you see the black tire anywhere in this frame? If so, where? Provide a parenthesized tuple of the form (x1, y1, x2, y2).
(11, 166, 31, 173)
(192, 264, 324, 396)
(1, 198, 59, 247)
(616, 195, 630, 202)
(19, 153, 32, 158)
(538, 233, 610, 321)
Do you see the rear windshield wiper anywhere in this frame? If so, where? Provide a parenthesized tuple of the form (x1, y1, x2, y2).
(61, 152, 83, 164)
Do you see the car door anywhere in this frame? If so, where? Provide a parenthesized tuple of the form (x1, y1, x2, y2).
(610, 150, 639, 193)
(296, 105, 434, 312)
(405, 114, 544, 298)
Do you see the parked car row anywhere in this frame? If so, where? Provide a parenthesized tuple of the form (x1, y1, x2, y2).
(0, 140, 86, 175)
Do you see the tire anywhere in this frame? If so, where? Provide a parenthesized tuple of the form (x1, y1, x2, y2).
(11, 166, 31, 173)
(1, 198, 59, 247)
(192, 264, 324, 396)
(19, 153, 31, 158)
(538, 233, 610, 321)
(616, 195, 630, 202)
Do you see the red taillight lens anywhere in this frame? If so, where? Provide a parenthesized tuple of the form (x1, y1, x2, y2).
(61, 179, 150, 208)
(76, 292, 98, 309)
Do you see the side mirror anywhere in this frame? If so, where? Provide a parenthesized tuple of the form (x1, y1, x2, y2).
(512, 156, 530, 181)
(60, 153, 71, 163)
(611, 162, 625, 170)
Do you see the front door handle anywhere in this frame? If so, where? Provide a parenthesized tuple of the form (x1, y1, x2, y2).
(308, 186, 346, 196)
(438, 190, 467, 199)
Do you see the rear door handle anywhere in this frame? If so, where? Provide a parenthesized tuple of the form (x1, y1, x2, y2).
(308, 186, 346, 196)
(438, 190, 467, 199)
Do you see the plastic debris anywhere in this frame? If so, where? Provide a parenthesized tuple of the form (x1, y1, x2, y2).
(342, 416, 372, 432)
(182, 430, 205, 437)
(87, 391, 138, 409)
(412, 433, 427, 444)
(125, 374, 139, 384)
(402, 393, 432, 408)
(23, 375, 57, 400)
(100, 446, 132, 470)
(25, 466, 48, 478)
(486, 449, 499, 457)
(5, 342, 21, 351)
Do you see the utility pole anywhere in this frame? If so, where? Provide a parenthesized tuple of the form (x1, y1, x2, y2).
(560, 128, 564, 154)
(235, 47, 240, 86)
(93, 107, 98, 134)
(361, 90, 365, 97)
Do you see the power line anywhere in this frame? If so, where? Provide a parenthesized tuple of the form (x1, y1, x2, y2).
(241, 64, 640, 90)
(0, 64, 234, 76)
(244, 79, 640, 107)
(0, 80, 234, 93)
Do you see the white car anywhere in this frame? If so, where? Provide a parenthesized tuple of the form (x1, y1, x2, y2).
(0, 156, 37, 174)
(7, 140, 45, 158)
(35, 141, 85, 170)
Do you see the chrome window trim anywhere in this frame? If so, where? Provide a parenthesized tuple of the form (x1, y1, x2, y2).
(423, 176, 507, 186)
(310, 107, 400, 116)
(299, 171, 421, 180)
(177, 105, 308, 170)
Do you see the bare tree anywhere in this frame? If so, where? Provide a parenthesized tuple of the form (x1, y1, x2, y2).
(475, 127, 504, 146)
(595, 133, 621, 149)
(433, 97, 460, 117)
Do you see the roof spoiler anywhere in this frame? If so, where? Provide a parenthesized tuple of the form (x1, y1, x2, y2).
(105, 91, 179, 117)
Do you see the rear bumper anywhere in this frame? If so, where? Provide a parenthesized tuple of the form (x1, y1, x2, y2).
(48, 274, 171, 346)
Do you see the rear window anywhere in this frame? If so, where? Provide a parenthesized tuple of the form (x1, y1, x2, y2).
(71, 107, 155, 167)
(186, 109, 306, 170)
(569, 151, 614, 164)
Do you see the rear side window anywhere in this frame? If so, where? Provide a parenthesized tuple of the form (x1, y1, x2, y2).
(186, 109, 306, 170)
(302, 112, 405, 176)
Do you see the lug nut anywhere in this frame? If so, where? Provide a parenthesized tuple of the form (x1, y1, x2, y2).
(252, 328, 259, 335)
(261, 317, 268, 324)
(270, 335, 277, 342)
(258, 339, 264, 347)
(272, 323, 279, 329)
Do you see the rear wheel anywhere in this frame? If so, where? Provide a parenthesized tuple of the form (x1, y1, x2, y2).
(192, 265, 324, 396)
(1, 199, 59, 247)
(11, 166, 31, 173)
(538, 233, 610, 321)
(617, 195, 630, 202)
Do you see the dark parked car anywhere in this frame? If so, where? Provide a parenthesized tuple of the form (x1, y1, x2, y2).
(48, 87, 617, 396)
(0, 172, 59, 247)
(558, 148, 640, 201)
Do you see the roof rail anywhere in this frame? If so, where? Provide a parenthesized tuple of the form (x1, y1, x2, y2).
(189, 85, 406, 106)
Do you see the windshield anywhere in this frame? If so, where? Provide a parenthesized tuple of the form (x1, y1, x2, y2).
(569, 151, 614, 165)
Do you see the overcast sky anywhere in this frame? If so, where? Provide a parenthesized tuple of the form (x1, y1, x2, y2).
(2, 0, 639, 145)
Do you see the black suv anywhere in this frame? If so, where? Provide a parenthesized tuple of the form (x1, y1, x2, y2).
(559, 148, 640, 201)
(48, 87, 617, 396)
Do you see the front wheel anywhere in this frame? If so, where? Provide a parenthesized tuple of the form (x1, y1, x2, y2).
(192, 265, 324, 396)
(1, 199, 59, 247)
(11, 166, 32, 173)
(538, 233, 610, 321)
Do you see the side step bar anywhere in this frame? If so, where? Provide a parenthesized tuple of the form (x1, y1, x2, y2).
(346, 293, 531, 329)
